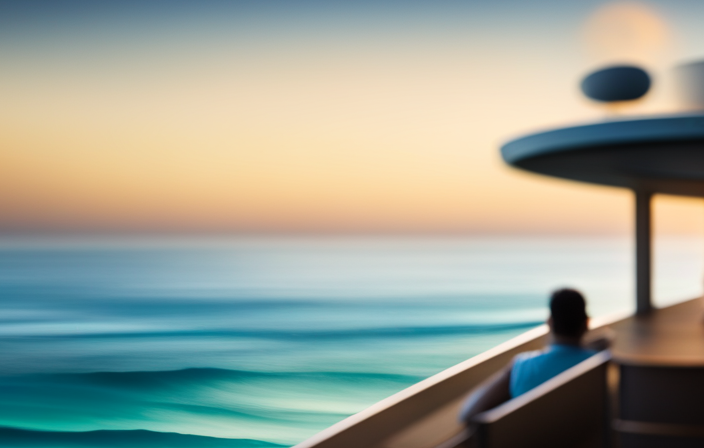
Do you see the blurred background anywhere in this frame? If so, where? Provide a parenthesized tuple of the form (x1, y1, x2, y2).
(1, 1, 704, 447)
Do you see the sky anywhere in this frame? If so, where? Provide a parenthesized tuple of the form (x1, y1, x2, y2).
(2, 0, 704, 235)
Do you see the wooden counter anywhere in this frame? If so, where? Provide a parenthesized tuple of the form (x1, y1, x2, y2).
(609, 298, 704, 447)
(610, 297, 704, 367)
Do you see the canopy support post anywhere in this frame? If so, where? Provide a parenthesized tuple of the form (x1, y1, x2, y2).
(635, 190, 653, 315)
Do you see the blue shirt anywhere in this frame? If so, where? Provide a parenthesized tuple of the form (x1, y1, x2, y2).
(509, 344, 596, 398)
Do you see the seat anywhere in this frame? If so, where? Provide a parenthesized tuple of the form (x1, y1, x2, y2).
(468, 351, 611, 448)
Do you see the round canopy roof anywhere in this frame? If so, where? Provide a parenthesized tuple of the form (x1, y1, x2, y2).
(501, 114, 704, 197)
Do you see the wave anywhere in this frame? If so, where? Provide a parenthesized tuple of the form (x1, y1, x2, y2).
(0, 368, 423, 444)
(49, 367, 424, 384)
(0, 426, 287, 448)
(33, 321, 542, 340)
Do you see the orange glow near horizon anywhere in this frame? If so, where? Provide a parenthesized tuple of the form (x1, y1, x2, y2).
(1, 1, 702, 236)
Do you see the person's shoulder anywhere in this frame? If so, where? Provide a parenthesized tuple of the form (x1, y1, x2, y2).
(579, 347, 599, 358)
(512, 349, 544, 364)
(566, 345, 598, 357)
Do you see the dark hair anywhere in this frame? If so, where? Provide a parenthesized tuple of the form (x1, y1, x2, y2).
(550, 288, 588, 338)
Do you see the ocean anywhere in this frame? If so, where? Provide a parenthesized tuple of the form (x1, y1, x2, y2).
(0, 236, 701, 447)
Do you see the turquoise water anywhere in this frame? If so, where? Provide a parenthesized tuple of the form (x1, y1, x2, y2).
(0, 236, 700, 447)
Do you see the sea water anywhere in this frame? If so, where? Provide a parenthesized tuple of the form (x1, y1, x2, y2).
(0, 236, 701, 447)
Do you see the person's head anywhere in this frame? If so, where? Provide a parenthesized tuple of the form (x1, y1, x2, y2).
(548, 288, 589, 340)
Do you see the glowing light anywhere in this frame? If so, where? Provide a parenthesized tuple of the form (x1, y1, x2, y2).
(582, 2, 671, 65)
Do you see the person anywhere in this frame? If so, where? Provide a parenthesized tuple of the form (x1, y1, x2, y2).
(459, 288, 599, 423)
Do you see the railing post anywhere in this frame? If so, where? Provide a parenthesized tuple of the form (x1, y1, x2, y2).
(635, 190, 652, 315)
